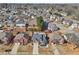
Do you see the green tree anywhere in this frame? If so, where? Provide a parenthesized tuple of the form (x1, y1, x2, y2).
(33, 7, 37, 10)
(36, 16, 44, 31)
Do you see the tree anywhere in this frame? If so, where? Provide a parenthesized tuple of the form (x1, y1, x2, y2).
(36, 16, 44, 31)
(33, 7, 37, 10)
(54, 13, 62, 17)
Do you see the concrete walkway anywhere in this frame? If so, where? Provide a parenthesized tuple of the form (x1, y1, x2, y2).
(10, 43, 20, 54)
(32, 42, 39, 55)
(51, 44, 60, 55)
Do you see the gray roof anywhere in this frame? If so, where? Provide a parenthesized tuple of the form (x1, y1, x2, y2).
(48, 23, 56, 27)
(14, 34, 24, 40)
(29, 19, 37, 26)
(65, 33, 78, 40)
(0, 21, 3, 24)
(32, 33, 47, 44)
(63, 19, 73, 24)
(7, 20, 13, 24)
(48, 23, 59, 31)
(65, 33, 79, 47)
(8, 16, 14, 20)
(0, 32, 6, 40)
(52, 33, 62, 40)
(16, 19, 26, 24)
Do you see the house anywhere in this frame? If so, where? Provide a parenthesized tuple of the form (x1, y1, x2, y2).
(64, 33, 79, 47)
(11, 10, 18, 15)
(28, 19, 39, 31)
(55, 17, 60, 22)
(31, 15, 35, 19)
(32, 32, 48, 46)
(0, 18, 4, 28)
(14, 32, 29, 45)
(15, 18, 27, 27)
(28, 19, 37, 26)
(48, 33, 66, 44)
(7, 20, 14, 27)
(62, 19, 73, 26)
(8, 15, 14, 20)
(15, 18, 28, 32)
(60, 12, 67, 17)
(0, 28, 4, 32)
(48, 22, 60, 32)
(0, 21, 3, 28)
(55, 17, 64, 23)
(0, 32, 14, 44)
(49, 15, 56, 22)
(0, 32, 6, 43)
(71, 23, 79, 29)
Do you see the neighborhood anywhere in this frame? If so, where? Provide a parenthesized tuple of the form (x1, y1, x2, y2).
(0, 4, 79, 55)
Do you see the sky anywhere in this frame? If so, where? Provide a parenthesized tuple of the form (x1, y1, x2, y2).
(0, 0, 79, 3)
